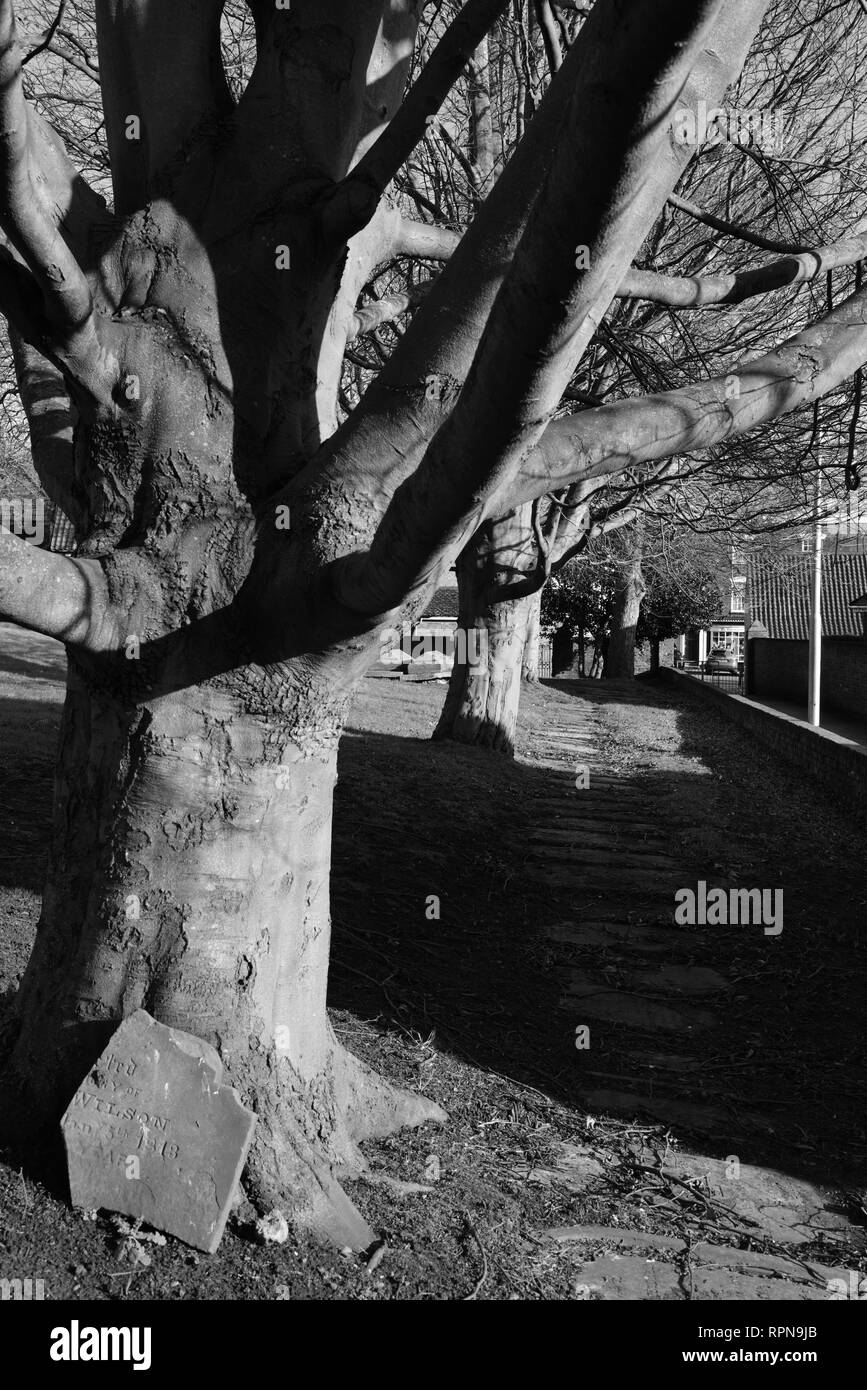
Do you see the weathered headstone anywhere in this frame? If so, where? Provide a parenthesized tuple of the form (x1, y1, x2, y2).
(61, 1009, 256, 1253)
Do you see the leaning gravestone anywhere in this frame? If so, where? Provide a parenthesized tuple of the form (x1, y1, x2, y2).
(61, 1009, 256, 1253)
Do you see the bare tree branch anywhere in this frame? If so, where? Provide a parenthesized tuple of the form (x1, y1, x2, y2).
(299, 0, 769, 595)
(0, 527, 115, 648)
(534, 0, 563, 73)
(667, 191, 810, 255)
(391, 217, 867, 313)
(349, 280, 435, 340)
(393, 218, 463, 260)
(0, 1, 101, 358)
(323, 0, 512, 240)
(22, 0, 67, 66)
(618, 232, 867, 308)
(505, 279, 867, 508)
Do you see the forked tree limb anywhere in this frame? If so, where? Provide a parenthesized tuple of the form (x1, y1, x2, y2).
(303, 0, 769, 571)
(552, 459, 685, 572)
(323, 0, 512, 240)
(330, 0, 759, 617)
(21, 0, 67, 65)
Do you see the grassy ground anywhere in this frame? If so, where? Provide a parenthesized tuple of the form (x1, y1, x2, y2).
(0, 630, 865, 1300)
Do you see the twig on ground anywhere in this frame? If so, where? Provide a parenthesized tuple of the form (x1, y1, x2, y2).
(462, 1214, 489, 1301)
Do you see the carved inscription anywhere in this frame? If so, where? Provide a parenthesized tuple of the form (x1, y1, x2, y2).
(61, 1010, 256, 1253)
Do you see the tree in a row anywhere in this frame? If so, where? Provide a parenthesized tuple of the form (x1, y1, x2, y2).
(425, 0, 867, 745)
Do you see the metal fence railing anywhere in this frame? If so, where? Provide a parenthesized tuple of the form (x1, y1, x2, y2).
(675, 659, 744, 694)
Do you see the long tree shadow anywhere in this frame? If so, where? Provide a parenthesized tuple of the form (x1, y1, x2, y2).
(331, 678, 867, 1190)
(2, 655, 864, 1194)
(0, 693, 62, 895)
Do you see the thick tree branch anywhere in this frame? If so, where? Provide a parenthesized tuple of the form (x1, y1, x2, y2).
(503, 280, 867, 509)
(618, 232, 867, 308)
(535, 0, 563, 73)
(323, 0, 512, 240)
(393, 218, 463, 260)
(390, 215, 866, 315)
(349, 1, 423, 172)
(0, 1, 101, 360)
(27, 110, 109, 262)
(390, 217, 867, 313)
(0, 528, 116, 648)
(95, 0, 231, 215)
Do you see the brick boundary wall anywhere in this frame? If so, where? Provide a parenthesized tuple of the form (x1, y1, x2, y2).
(748, 637, 867, 721)
(654, 668, 867, 816)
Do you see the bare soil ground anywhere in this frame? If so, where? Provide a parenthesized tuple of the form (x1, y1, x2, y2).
(0, 628, 865, 1300)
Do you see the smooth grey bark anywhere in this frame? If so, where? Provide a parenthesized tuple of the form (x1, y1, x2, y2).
(605, 524, 646, 680)
(522, 592, 542, 681)
(433, 506, 537, 754)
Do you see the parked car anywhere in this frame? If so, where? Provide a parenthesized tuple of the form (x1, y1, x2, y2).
(705, 646, 739, 674)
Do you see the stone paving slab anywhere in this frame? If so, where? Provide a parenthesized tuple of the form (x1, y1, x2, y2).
(546, 921, 681, 953)
(565, 983, 718, 1031)
(630, 965, 729, 995)
(522, 687, 865, 1299)
(662, 1154, 851, 1246)
(545, 1224, 853, 1300)
(580, 1090, 777, 1137)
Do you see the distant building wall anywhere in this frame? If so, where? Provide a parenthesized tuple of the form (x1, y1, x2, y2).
(749, 637, 867, 720)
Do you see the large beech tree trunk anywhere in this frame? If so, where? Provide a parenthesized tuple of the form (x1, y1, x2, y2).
(433, 505, 537, 754)
(522, 592, 542, 681)
(605, 535, 647, 680)
(0, 0, 793, 1250)
(552, 622, 575, 675)
(8, 636, 438, 1246)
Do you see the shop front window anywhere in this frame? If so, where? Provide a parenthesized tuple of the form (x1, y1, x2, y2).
(710, 627, 745, 658)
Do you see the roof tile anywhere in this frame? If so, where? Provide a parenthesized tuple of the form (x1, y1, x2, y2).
(747, 554, 867, 640)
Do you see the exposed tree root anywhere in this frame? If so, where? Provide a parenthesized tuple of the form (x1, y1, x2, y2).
(234, 1036, 447, 1251)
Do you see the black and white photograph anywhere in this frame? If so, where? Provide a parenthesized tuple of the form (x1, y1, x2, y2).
(0, 0, 864, 1358)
